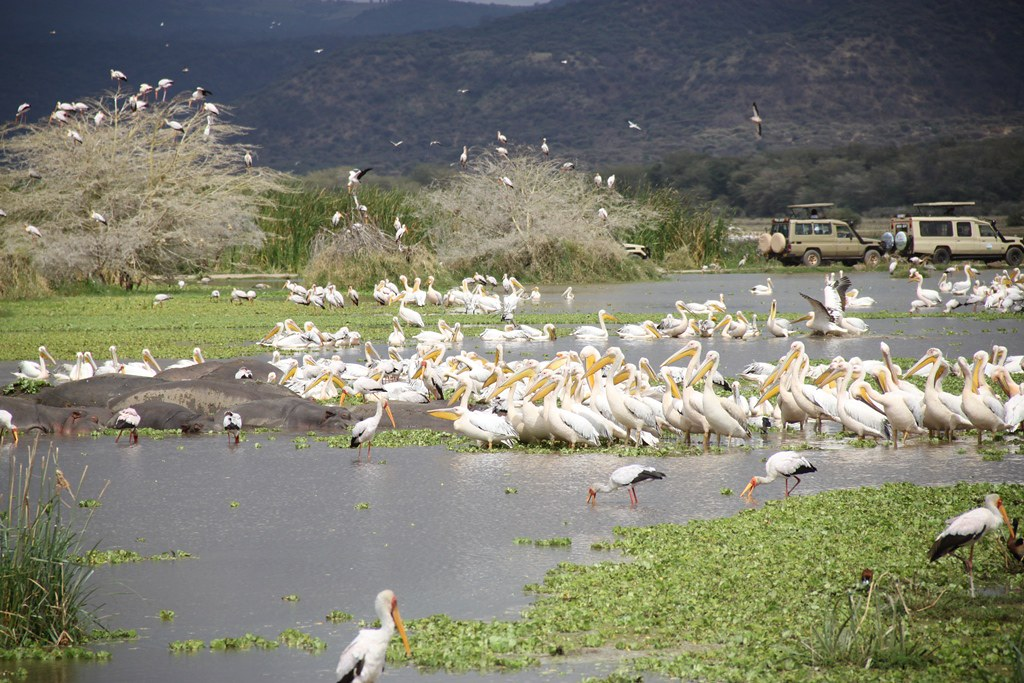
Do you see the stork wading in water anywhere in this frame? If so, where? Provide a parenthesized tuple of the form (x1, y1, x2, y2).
(741, 450, 817, 499)
(223, 411, 242, 444)
(335, 589, 411, 683)
(929, 493, 1012, 597)
(113, 407, 141, 444)
(349, 394, 396, 461)
(587, 464, 665, 507)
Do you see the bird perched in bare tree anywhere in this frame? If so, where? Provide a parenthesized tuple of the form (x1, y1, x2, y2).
(540, 137, 549, 156)
(459, 145, 468, 167)
(348, 168, 371, 193)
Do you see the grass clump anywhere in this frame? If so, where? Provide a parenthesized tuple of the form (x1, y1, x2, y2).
(0, 445, 97, 650)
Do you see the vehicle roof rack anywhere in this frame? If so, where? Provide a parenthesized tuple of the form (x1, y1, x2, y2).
(912, 201, 976, 208)
(911, 201, 976, 216)
(787, 203, 835, 209)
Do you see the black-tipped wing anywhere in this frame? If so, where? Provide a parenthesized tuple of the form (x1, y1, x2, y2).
(800, 292, 836, 323)
(631, 468, 666, 484)
(928, 530, 984, 562)
(355, 167, 372, 180)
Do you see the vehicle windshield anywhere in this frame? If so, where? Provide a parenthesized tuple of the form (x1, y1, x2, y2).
(979, 222, 995, 238)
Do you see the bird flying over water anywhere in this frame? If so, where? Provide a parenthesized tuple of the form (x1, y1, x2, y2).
(750, 102, 763, 138)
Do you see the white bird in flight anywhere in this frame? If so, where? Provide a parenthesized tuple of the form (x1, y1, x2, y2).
(627, 120, 642, 131)
(750, 102, 763, 138)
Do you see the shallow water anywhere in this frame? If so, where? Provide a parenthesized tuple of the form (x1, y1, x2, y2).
(4, 269, 1024, 683)
(10, 428, 1023, 683)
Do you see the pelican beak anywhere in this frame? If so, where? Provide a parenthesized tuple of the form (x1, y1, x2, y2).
(10, 427, 18, 446)
(661, 345, 697, 368)
(792, 314, 811, 324)
(530, 380, 557, 401)
(447, 384, 466, 406)
(385, 402, 396, 429)
(740, 478, 756, 498)
(752, 381, 780, 409)
(582, 353, 615, 381)
(857, 386, 884, 414)
(487, 367, 535, 401)
(905, 354, 936, 377)
(413, 362, 426, 380)
(545, 354, 568, 372)
(42, 348, 57, 364)
(664, 372, 682, 399)
(687, 356, 714, 388)
(260, 323, 282, 343)
(391, 604, 412, 657)
(587, 488, 597, 505)
(814, 367, 840, 387)
(602, 313, 619, 322)
(427, 408, 460, 421)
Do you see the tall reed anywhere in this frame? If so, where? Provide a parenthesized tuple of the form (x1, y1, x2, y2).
(0, 441, 96, 649)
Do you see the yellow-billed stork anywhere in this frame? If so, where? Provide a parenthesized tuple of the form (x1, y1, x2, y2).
(335, 589, 411, 683)
(741, 450, 817, 499)
(929, 493, 1012, 597)
(587, 464, 665, 507)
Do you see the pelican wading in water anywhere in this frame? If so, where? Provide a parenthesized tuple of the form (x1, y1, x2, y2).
(572, 309, 617, 340)
(429, 377, 518, 449)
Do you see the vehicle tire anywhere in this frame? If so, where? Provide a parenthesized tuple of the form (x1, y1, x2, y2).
(932, 247, 951, 265)
(863, 249, 882, 268)
(801, 250, 822, 267)
(1006, 246, 1024, 267)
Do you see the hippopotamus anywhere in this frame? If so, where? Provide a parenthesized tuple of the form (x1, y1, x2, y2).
(0, 396, 109, 435)
(107, 400, 212, 434)
(35, 375, 162, 409)
(156, 359, 280, 383)
(108, 378, 297, 417)
(229, 398, 351, 432)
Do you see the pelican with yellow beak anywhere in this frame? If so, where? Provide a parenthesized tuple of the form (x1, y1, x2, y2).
(429, 377, 518, 449)
(572, 309, 617, 340)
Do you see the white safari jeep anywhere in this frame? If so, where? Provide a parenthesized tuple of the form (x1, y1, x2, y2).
(760, 203, 883, 268)
(887, 201, 1024, 267)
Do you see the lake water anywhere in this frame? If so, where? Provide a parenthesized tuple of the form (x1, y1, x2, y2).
(5, 268, 1023, 682)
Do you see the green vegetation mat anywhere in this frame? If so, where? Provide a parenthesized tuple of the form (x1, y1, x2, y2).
(404, 482, 1023, 681)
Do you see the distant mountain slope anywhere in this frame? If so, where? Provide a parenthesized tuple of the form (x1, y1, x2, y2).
(0, 0, 528, 114)
(237, 0, 1024, 172)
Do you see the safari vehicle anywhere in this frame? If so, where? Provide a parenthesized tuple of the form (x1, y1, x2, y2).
(887, 201, 1024, 267)
(759, 203, 883, 267)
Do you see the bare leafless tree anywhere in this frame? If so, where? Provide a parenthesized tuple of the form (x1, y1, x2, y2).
(422, 151, 655, 281)
(0, 92, 289, 289)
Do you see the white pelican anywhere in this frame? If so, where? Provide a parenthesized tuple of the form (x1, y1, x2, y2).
(388, 317, 406, 347)
(530, 287, 541, 303)
(798, 292, 846, 336)
(959, 352, 1011, 444)
(531, 376, 600, 448)
(750, 278, 773, 295)
(929, 493, 1011, 598)
(350, 395, 396, 460)
(905, 349, 971, 440)
(849, 380, 926, 448)
(816, 362, 890, 440)
(688, 351, 750, 446)
(429, 379, 518, 449)
(844, 289, 876, 308)
(16, 346, 56, 380)
(335, 589, 411, 683)
(223, 411, 242, 444)
(616, 320, 662, 340)
(395, 298, 424, 328)
(0, 409, 20, 445)
(113, 407, 141, 444)
(572, 309, 616, 340)
(740, 450, 817, 499)
(587, 464, 665, 507)
(153, 293, 173, 306)
(766, 300, 795, 338)
(909, 269, 942, 308)
(951, 265, 977, 296)
(562, 286, 574, 301)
